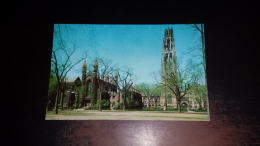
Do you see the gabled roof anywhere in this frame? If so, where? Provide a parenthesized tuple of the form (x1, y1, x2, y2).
(65, 77, 81, 83)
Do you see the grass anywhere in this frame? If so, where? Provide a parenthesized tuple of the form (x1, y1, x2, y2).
(46, 114, 208, 120)
(92, 108, 185, 112)
(189, 109, 207, 112)
(46, 110, 95, 116)
(140, 116, 208, 120)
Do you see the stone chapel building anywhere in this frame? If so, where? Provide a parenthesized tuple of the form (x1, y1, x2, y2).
(63, 60, 142, 109)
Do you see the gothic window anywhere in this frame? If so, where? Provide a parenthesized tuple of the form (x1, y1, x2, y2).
(167, 39, 171, 51)
(169, 52, 172, 61)
(87, 82, 91, 97)
(164, 53, 168, 60)
(167, 95, 172, 104)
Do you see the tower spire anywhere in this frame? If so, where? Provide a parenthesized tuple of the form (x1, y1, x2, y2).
(82, 60, 87, 86)
(161, 28, 176, 83)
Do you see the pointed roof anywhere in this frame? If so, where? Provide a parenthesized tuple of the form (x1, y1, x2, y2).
(82, 60, 87, 68)
(94, 60, 98, 66)
(65, 77, 81, 83)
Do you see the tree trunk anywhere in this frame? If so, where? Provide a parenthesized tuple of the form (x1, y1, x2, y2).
(122, 93, 126, 111)
(147, 98, 149, 109)
(99, 94, 102, 111)
(176, 99, 179, 112)
(165, 99, 167, 110)
(123, 99, 126, 111)
(61, 91, 64, 110)
(53, 89, 60, 114)
(177, 99, 181, 113)
(122, 98, 125, 111)
(199, 99, 202, 110)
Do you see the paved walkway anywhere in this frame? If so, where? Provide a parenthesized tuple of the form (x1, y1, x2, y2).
(46, 110, 209, 121)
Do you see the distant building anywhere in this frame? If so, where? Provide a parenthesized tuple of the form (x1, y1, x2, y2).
(142, 96, 160, 108)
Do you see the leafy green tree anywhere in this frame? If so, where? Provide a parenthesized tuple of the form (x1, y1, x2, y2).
(48, 71, 58, 98)
(47, 71, 57, 110)
(74, 85, 84, 108)
(192, 85, 207, 110)
(135, 83, 161, 108)
(155, 59, 201, 113)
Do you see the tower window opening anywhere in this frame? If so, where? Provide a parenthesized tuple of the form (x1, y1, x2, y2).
(164, 53, 168, 60)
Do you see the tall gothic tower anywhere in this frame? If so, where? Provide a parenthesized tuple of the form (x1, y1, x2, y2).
(161, 28, 176, 82)
(82, 60, 87, 86)
(161, 28, 177, 109)
(81, 60, 87, 107)
(91, 60, 98, 105)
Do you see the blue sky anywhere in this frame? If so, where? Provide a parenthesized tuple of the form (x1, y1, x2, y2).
(53, 24, 203, 85)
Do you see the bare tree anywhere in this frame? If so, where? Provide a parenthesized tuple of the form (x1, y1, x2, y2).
(112, 68, 134, 111)
(186, 24, 209, 114)
(51, 24, 86, 114)
(186, 24, 205, 70)
(93, 58, 117, 111)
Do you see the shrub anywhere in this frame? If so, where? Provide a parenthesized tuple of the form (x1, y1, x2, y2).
(73, 103, 78, 109)
(117, 103, 123, 108)
(101, 99, 110, 108)
(58, 104, 62, 109)
(112, 101, 116, 106)
(125, 100, 140, 109)
(92, 103, 99, 108)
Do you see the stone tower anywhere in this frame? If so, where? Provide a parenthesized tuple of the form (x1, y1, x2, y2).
(91, 60, 98, 105)
(82, 60, 87, 85)
(81, 60, 87, 107)
(161, 28, 177, 109)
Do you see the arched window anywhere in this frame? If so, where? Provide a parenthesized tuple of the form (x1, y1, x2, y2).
(167, 38, 171, 51)
(164, 53, 168, 60)
(167, 95, 172, 104)
(87, 81, 92, 97)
